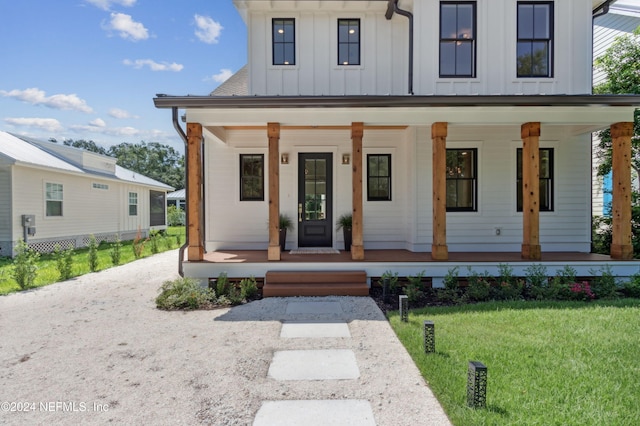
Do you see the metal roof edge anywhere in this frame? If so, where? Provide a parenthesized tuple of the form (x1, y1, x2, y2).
(154, 94, 640, 109)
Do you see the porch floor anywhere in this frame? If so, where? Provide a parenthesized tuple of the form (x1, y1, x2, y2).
(202, 249, 616, 264)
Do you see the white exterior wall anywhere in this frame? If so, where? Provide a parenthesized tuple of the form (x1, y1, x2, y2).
(7, 166, 161, 253)
(205, 126, 592, 253)
(0, 165, 12, 256)
(246, 0, 594, 96)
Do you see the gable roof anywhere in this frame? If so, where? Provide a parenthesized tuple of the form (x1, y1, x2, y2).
(210, 65, 248, 96)
(0, 131, 173, 190)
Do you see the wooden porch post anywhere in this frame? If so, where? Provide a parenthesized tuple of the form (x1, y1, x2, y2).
(431, 122, 448, 260)
(351, 122, 365, 260)
(610, 122, 634, 259)
(521, 122, 541, 260)
(186, 122, 204, 261)
(267, 123, 281, 261)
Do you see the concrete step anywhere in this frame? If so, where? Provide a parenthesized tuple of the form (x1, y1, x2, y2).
(264, 270, 368, 297)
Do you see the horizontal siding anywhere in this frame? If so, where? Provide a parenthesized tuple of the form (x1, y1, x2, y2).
(593, 12, 640, 86)
(0, 166, 12, 241)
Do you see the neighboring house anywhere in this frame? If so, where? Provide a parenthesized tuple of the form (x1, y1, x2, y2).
(0, 132, 173, 257)
(154, 0, 640, 286)
(592, 0, 640, 217)
(167, 188, 186, 210)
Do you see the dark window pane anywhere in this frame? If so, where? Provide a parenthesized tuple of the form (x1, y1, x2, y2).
(240, 154, 264, 201)
(446, 148, 477, 211)
(440, 42, 456, 75)
(516, 148, 553, 211)
(150, 190, 166, 226)
(533, 4, 550, 38)
(518, 4, 534, 38)
(458, 4, 474, 37)
(441, 4, 457, 38)
(531, 42, 548, 75)
(47, 201, 62, 217)
(367, 154, 391, 201)
(456, 41, 473, 75)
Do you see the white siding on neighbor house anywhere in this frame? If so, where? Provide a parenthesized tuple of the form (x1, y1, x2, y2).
(204, 125, 592, 253)
(0, 166, 12, 247)
(246, 0, 594, 97)
(9, 167, 159, 247)
(593, 9, 640, 86)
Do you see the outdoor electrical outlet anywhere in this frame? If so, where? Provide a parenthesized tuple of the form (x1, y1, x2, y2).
(495, 227, 502, 236)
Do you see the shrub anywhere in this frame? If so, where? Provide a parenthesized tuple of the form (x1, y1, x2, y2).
(438, 267, 461, 304)
(465, 268, 492, 302)
(149, 230, 160, 254)
(492, 264, 523, 301)
(132, 228, 147, 259)
(12, 240, 40, 289)
(404, 271, 425, 303)
(167, 205, 185, 226)
(590, 265, 619, 299)
(53, 244, 74, 281)
(568, 281, 595, 301)
(176, 233, 183, 246)
(549, 265, 578, 300)
(156, 277, 216, 310)
(380, 270, 399, 294)
(87, 235, 99, 272)
(162, 235, 173, 251)
(240, 276, 259, 300)
(215, 272, 230, 298)
(621, 273, 640, 298)
(110, 235, 122, 266)
(524, 264, 548, 300)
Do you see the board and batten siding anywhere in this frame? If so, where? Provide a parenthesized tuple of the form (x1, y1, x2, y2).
(0, 166, 12, 255)
(247, 0, 593, 97)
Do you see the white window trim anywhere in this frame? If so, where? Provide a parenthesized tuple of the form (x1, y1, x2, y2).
(44, 181, 64, 218)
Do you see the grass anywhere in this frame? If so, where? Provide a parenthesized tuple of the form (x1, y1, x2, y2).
(0, 227, 185, 295)
(389, 300, 640, 426)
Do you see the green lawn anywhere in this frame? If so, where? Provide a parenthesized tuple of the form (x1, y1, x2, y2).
(389, 300, 640, 426)
(0, 227, 185, 295)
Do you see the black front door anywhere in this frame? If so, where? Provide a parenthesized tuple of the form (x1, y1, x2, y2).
(298, 153, 333, 247)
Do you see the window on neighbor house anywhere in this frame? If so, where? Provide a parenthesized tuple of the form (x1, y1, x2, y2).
(517, 2, 553, 77)
(517, 148, 554, 211)
(367, 154, 391, 201)
(45, 182, 63, 217)
(439, 1, 476, 78)
(149, 190, 166, 226)
(446, 149, 477, 211)
(273, 18, 295, 65)
(338, 19, 360, 65)
(240, 154, 264, 201)
(129, 192, 138, 216)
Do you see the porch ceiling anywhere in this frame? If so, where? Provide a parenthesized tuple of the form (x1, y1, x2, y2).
(155, 94, 640, 136)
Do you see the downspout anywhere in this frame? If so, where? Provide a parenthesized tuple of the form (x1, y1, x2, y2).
(172, 107, 188, 277)
(386, 0, 414, 95)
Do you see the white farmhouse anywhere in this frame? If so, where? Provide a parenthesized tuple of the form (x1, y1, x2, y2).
(0, 132, 172, 257)
(154, 0, 640, 293)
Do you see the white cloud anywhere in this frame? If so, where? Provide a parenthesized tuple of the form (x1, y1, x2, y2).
(108, 108, 138, 119)
(70, 123, 140, 137)
(123, 59, 183, 72)
(86, 0, 136, 11)
(4, 117, 64, 132)
(194, 14, 223, 44)
(89, 118, 107, 127)
(0, 88, 93, 113)
(105, 12, 149, 41)
(209, 68, 234, 83)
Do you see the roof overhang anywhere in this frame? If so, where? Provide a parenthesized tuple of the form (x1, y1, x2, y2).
(154, 94, 640, 135)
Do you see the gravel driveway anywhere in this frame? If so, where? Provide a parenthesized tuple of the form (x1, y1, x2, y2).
(0, 249, 451, 425)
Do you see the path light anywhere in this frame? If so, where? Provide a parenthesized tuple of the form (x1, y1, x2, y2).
(423, 320, 435, 353)
(467, 361, 487, 408)
(399, 295, 408, 322)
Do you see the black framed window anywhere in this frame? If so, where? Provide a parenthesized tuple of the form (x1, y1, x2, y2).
(150, 190, 166, 226)
(446, 149, 477, 211)
(440, 1, 476, 78)
(367, 154, 391, 201)
(517, 148, 554, 211)
(240, 154, 264, 201)
(517, 2, 553, 77)
(338, 19, 360, 65)
(273, 18, 295, 65)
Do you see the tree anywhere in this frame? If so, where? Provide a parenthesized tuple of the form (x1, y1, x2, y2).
(593, 27, 640, 187)
(107, 141, 184, 189)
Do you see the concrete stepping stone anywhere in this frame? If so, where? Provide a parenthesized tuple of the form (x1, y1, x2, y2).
(268, 349, 359, 380)
(253, 399, 375, 426)
(285, 301, 342, 315)
(280, 320, 351, 338)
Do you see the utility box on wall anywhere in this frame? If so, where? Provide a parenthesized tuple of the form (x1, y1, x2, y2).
(21, 214, 35, 227)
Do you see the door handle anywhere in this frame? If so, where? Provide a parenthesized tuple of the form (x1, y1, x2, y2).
(298, 203, 303, 222)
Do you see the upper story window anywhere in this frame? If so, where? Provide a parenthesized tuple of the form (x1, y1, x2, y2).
(446, 149, 477, 211)
(517, 2, 553, 77)
(516, 148, 554, 211)
(367, 154, 391, 201)
(240, 154, 264, 201)
(440, 2, 476, 78)
(273, 18, 295, 65)
(45, 182, 63, 217)
(338, 19, 360, 65)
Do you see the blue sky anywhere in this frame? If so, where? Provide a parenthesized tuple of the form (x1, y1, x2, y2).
(0, 0, 247, 152)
